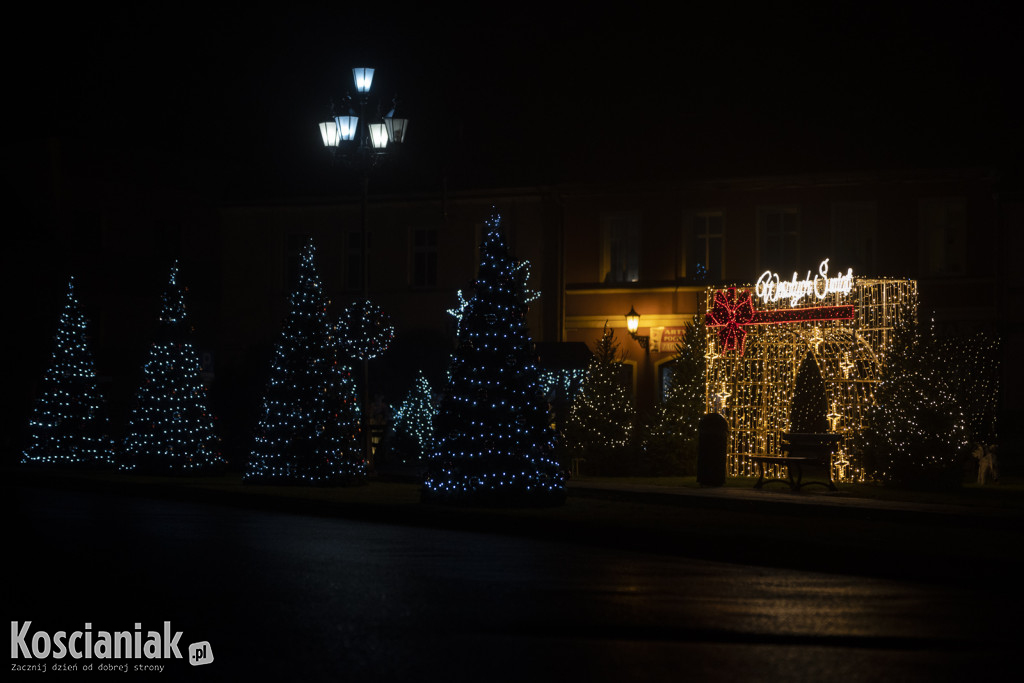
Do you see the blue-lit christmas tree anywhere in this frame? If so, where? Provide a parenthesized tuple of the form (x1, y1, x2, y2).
(423, 211, 565, 506)
(387, 370, 437, 464)
(122, 262, 224, 474)
(246, 240, 364, 485)
(22, 277, 114, 467)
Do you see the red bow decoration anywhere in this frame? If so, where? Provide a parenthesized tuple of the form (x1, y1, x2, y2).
(705, 287, 855, 357)
(706, 288, 755, 355)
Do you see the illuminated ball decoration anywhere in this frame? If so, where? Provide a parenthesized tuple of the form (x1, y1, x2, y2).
(22, 277, 115, 467)
(246, 240, 364, 485)
(423, 210, 564, 506)
(336, 300, 394, 361)
(122, 262, 225, 474)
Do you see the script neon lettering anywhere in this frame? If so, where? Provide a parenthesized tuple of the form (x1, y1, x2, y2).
(755, 259, 853, 305)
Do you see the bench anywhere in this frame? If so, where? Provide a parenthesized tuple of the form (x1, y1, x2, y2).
(749, 433, 842, 491)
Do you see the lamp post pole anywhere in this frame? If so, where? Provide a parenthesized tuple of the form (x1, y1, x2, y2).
(319, 67, 407, 471)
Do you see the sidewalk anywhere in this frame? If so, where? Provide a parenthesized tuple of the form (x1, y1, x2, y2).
(568, 478, 1024, 522)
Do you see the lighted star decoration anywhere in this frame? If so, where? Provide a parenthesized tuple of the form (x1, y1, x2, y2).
(840, 352, 855, 378)
(808, 326, 824, 353)
(704, 341, 719, 363)
(826, 402, 842, 431)
(834, 449, 850, 480)
(715, 381, 732, 407)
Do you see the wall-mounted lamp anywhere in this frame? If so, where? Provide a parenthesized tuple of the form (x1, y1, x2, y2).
(625, 306, 649, 351)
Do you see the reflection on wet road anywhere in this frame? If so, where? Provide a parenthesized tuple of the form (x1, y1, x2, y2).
(10, 487, 1015, 682)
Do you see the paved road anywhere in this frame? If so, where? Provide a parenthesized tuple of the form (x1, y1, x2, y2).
(9, 486, 1018, 682)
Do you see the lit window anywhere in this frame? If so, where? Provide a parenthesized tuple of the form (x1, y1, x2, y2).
(601, 213, 640, 283)
(689, 212, 724, 282)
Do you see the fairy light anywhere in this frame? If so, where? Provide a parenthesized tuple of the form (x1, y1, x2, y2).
(122, 262, 225, 473)
(705, 275, 919, 483)
(22, 277, 115, 467)
(564, 324, 635, 456)
(246, 240, 365, 485)
(389, 371, 437, 462)
(423, 211, 564, 505)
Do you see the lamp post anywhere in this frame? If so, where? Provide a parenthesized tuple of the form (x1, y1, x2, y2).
(625, 305, 650, 351)
(319, 67, 407, 471)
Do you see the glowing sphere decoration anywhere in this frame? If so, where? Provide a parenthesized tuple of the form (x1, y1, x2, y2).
(336, 299, 395, 361)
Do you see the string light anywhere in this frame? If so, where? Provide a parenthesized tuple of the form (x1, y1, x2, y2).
(705, 276, 919, 483)
(424, 211, 564, 505)
(22, 277, 115, 467)
(246, 240, 364, 485)
(122, 262, 225, 473)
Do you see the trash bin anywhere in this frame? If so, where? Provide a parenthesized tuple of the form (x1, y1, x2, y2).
(697, 413, 729, 487)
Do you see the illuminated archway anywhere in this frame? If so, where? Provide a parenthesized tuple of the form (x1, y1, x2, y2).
(704, 273, 916, 483)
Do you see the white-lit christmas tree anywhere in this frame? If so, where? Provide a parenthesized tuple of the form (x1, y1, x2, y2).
(642, 314, 707, 474)
(122, 262, 224, 473)
(387, 370, 437, 463)
(22, 277, 114, 467)
(246, 240, 364, 485)
(858, 319, 970, 487)
(563, 324, 635, 475)
(423, 211, 564, 505)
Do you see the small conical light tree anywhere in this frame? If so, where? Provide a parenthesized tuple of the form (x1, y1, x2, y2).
(388, 370, 437, 463)
(424, 210, 564, 505)
(123, 262, 224, 473)
(246, 240, 364, 485)
(563, 323, 635, 475)
(789, 351, 829, 433)
(642, 314, 707, 474)
(23, 277, 114, 467)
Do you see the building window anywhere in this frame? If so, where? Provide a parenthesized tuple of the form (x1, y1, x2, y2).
(412, 227, 438, 287)
(758, 206, 800, 273)
(831, 201, 877, 275)
(688, 212, 724, 282)
(920, 198, 966, 276)
(344, 229, 367, 291)
(601, 212, 640, 283)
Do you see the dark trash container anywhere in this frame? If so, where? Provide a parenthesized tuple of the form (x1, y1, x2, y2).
(697, 413, 729, 487)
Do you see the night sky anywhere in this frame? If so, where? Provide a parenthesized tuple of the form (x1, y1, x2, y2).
(12, 3, 1021, 201)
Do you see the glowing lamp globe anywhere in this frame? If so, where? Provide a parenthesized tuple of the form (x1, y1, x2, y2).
(335, 115, 359, 141)
(319, 121, 340, 147)
(625, 306, 641, 335)
(353, 67, 375, 93)
(385, 116, 408, 144)
(368, 123, 389, 150)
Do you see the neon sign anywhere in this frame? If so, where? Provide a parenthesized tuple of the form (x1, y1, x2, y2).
(755, 259, 853, 306)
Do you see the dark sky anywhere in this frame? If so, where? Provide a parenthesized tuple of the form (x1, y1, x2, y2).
(13, 3, 1021, 199)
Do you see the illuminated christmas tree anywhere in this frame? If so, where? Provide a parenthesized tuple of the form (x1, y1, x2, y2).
(246, 240, 364, 485)
(387, 370, 437, 463)
(423, 211, 564, 505)
(789, 351, 829, 433)
(122, 262, 224, 473)
(642, 314, 706, 474)
(22, 277, 114, 467)
(857, 320, 970, 487)
(563, 324, 635, 475)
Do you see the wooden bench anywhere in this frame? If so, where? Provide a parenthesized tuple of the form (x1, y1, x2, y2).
(749, 433, 842, 491)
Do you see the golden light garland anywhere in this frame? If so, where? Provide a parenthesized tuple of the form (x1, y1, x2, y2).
(704, 277, 918, 483)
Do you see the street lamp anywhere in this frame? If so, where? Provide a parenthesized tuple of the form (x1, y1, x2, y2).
(318, 66, 407, 471)
(625, 305, 650, 351)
